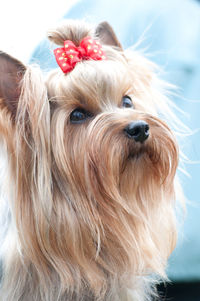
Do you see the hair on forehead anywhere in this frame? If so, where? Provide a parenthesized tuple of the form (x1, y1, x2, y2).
(47, 48, 133, 109)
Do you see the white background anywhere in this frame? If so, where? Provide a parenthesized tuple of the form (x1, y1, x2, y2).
(0, 0, 78, 63)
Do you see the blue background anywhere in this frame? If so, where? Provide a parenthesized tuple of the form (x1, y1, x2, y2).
(31, 0, 200, 282)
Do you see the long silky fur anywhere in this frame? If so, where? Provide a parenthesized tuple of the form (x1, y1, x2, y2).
(0, 20, 181, 301)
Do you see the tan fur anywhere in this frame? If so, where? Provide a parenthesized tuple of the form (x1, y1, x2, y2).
(0, 20, 180, 301)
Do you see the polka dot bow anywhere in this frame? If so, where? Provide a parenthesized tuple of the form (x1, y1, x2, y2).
(54, 36, 106, 74)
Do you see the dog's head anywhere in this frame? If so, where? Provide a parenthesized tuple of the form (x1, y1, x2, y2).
(0, 20, 179, 299)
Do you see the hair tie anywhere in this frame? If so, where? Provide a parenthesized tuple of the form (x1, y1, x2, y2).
(54, 36, 106, 74)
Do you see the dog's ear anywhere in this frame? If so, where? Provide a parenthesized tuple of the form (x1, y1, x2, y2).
(95, 21, 123, 50)
(0, 51, 26, 115)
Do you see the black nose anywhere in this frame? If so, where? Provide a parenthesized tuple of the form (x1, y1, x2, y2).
(124, 121, 149, 142)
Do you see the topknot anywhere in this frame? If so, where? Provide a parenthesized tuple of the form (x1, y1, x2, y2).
(47, 20, 93, 47)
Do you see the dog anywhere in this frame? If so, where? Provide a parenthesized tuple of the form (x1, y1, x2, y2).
(0, 20, 180, 301)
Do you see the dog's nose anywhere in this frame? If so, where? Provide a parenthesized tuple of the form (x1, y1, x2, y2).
(124, 121, 149, 142)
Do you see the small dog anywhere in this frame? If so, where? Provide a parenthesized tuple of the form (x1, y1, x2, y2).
(0, 20, 179, 301)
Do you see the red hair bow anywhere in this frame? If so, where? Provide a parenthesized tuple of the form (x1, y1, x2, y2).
(54, 36, 106, 74)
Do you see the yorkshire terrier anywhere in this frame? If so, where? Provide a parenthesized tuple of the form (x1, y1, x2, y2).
(0, 20, 179, 301)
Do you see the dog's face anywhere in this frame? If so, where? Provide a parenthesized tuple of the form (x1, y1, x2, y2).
(49, 57, 177, 198)
(0, 21, 179, 300)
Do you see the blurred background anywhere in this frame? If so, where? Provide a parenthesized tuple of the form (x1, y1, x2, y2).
(1, 0, 200, 300)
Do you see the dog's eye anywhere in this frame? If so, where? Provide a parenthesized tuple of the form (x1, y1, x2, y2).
(122, 96, 134, 108)
(70, 108, 93, 124)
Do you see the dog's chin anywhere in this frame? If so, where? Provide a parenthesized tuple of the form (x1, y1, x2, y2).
(126, 141, 149, 160)
(126, 141, 162, 169)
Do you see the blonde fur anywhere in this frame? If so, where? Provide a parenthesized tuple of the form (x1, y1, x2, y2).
(0, 20, 180, 301)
